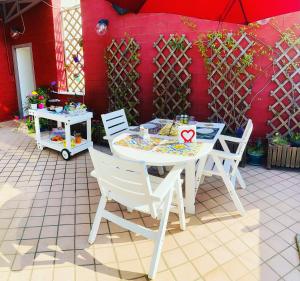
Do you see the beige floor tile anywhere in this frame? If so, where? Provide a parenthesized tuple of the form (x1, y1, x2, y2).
(280, 246, 300, 267)
(114, 244, 139, 262)
(221, 258, 249, 280)
(53, 266, 75, 281)
(239, 250, 262, 270)
(31, 267, 53, 281)
(95, 263, 121, 281)
(11, 253, 34, 270)
(225, 238, 249, 256)
(75, 265, 97, 281)
(119, 259, 145, 280)
(252, 263, 279, 281)
(267, 254, 295, 276)
(210, 246, 234, 265)
(153, 270, 177, 281)
(94, 246, 116, 264)
(163, 248, 187, 268)
(140, 255, 167, 273)
(8, 269, 32, 281)
(204, 267, 231, 281)
(182, 241, 206, 260)
(192, 254, 218, 276)
(172, 262, 200, 281)
(283, 269, 300, 281)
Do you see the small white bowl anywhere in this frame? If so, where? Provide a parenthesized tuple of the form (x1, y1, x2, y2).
(55, 106, 63, 113)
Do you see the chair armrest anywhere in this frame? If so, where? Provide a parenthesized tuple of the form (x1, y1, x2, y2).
(219, 135, 243, 143)
(129, 126, 138, 131)
(211, 149, 241, 161)
(152, 166, 183, 200)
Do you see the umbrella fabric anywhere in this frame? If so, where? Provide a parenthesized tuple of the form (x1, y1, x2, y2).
(106, 0, 300, 24)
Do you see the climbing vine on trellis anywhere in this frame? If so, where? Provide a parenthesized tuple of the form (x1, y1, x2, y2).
(267, 34, 300, 137)
(153, 34, 192, 119)
(196, 32, 255, 132)
(105, 35, 140, 125)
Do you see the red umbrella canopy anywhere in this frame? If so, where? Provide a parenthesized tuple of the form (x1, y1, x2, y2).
(106, 0, 300, 24)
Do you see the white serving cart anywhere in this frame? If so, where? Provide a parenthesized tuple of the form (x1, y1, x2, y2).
(29, 109, 93, 160)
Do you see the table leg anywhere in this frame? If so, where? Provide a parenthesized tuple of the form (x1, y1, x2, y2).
(196, 155, 208, 187)
(34, 116, 41, 142)
(185, 160, 196, 214)
(87, 119, 92, 142)
(65, 123, 71, 151)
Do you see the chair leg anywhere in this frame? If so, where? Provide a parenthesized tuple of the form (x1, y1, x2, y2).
(236, 169, 246, 189)
(213, 156, 245, 216)
(88, 195, 107, 244)
(175, 178, 186, 231)
(148, 190, 173, 279)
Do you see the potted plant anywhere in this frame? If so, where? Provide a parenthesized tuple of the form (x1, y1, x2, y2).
(290, 132, 300, 147)
(247, 138, 265, 166)
(92, 119, 108, 146)
(267, 132, 300, 169)
(27, 92, 38, 110)
(25, 116, 35, 134)
(271, 132, 289, 146)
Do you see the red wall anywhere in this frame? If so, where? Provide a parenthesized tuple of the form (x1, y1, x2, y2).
(81, 0, 300, 138)
(0, 1, 58, 121)
(0, 23, 18, 120)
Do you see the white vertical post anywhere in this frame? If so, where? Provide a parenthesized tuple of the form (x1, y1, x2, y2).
(185, 160, 196, 214)
(34, 116, 41, 143)
(65, 122, 71, 151)
(87, 118, 92, 142)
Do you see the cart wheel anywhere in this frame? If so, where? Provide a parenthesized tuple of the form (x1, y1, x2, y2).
(61, 149, 71, 161)
(37, 144, 44, 150)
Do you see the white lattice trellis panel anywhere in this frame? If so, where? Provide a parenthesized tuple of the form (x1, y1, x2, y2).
(268, 37, 300, 137)
(61, 6, 85, 93)
(153, 34, 192, 119)
(207, 33, 253, 133)
(106, 38, 140, 125)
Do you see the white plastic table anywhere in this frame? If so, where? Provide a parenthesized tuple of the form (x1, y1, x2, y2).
(29, 109, 93, 160)
(112, 120, 224, 214)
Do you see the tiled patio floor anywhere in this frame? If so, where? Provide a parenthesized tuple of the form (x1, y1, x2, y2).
(0, 121, 299, 281)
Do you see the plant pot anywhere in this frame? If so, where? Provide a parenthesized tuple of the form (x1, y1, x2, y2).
(290, 140, 300, 147)
(267, 139, 300, 169)
(247, 152, 264, 166)
(31, 104, 38, 110)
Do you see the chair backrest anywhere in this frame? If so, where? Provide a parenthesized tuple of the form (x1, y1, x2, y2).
(89, 147, 159, 218)
(101, 109, 129, 138)
(236, 119, 253, 158)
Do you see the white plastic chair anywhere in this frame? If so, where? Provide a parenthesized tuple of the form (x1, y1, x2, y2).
(197, 119, 253, 215)
(101, 109, 164, 176)
(88, 147, 186, 279)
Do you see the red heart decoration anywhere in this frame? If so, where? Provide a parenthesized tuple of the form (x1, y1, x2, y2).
(181, 129, 195, 143)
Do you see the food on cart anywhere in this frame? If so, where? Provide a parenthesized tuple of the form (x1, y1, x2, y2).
(65, 102, 87, 115)
(51, 135, 64, 142)
(75, 133, 82, 144)
(159, 123, 179, 136)
(63, 139, 76, 148)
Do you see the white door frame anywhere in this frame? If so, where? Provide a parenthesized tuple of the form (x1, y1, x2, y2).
(12, 43, 36, 117)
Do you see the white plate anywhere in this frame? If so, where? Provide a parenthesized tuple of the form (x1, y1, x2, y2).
(197, 128, 214, 134)
(141, 123, 157, 129)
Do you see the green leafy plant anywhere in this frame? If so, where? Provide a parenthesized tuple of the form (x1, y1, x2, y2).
(290, 132, 300, 142)
(168, 34, 187, 51)
(247, 139, 265, 156)
(271, 132, 289, 146)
